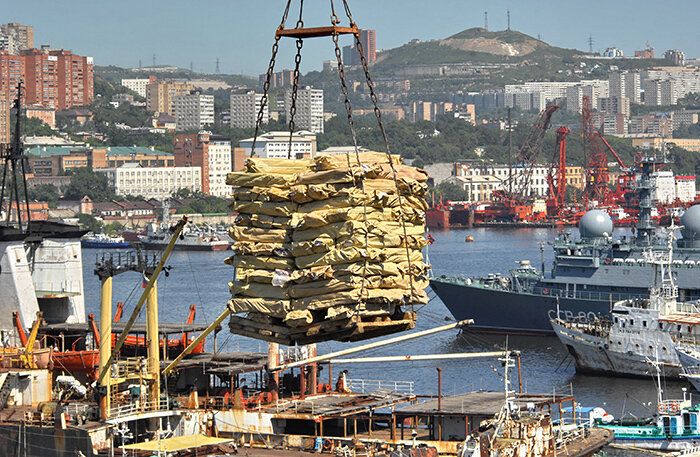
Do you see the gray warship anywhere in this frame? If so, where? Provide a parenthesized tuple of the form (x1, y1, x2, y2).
(430, 151, 700, 335)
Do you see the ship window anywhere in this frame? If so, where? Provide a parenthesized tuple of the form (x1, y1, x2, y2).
(614, 317, 618, 323)
(643, 321, 647, 328)
(663, 347, 667, 352)
(630, 319, 634, 326)
(621, 322, 625, 328)
(659, 323, 663, 330)
(678, 325, 682, 331)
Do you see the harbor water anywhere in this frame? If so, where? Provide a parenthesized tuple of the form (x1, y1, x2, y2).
(82, 227, 688, 421)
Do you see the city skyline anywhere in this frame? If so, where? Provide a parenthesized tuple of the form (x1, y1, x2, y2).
(4, 0, 699, 75)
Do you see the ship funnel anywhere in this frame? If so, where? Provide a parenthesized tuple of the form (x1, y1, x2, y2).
(579, 210, 613, 239)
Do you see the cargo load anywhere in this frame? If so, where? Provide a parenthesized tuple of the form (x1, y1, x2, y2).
(225, 154, 428, 345)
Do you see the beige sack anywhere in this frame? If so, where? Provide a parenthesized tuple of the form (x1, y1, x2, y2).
(231, 200, 297, 218)
(227, 297, 289, 317)
(246, 157, 313, 175)
(225, 255, 295, 270)
(229, 280, 289, 300)
(234, 213, 291, 230)
(226, 172, 294, 188)
(284, 310, 314, 327)
(313, 152, 402, 171)
(229, 226, 290, 243)
(231, 241, 292, 258)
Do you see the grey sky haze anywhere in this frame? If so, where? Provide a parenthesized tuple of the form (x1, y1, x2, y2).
(5, 1, 699, 75)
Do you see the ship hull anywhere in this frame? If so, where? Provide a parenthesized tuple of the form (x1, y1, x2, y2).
(80, 240, 131, 249)
(551, 320, 682, 378)
(429, 279, 612, 335)
(140, 240, 229, 251)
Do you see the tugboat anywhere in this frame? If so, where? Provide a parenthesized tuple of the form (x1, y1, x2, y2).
(550, 225, 700, 378)
(431, 150, 700, 335)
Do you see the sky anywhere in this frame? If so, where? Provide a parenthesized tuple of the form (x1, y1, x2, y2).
(5, 1, 700, 76)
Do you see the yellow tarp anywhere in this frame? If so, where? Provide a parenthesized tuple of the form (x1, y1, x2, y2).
(122, 434, 233, 452)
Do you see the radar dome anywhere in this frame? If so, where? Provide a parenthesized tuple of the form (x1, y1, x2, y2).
(579, 210, 613, 239)
(681, 205, 700, 241)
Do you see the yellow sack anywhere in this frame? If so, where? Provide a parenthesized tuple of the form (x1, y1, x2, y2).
(295, 246, 379, 269)
(231, 242, 292, 258)
(229, 226, 290, 243)
(226, 172, 294, 188)
(231, 200, 297, 218)
(229, 280, 289, 299)
(227, 297, 289, 317)
(245, 157, 312, 175)
(284, 310, 314, 327)
(232, 186, 291, 202)
(225, 255, 295, 270)
(234, 213, 291, 230)
(313, 151, 402, 171)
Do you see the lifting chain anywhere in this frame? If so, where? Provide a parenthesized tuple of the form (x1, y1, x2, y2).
(330, 0, 370, 308)
(251, 0, 294, 156)
(341, 0, 417, 308)
(286, 0, 305, 159)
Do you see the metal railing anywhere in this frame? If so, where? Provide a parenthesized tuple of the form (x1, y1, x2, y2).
(346, 379, 414, 395)
(34, 280, 82, 296)
(554, 423, 590, 450)
(108, 398, 169, 419)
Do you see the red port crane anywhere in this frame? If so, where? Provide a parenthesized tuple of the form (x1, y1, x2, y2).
(546, 126, 570, 217)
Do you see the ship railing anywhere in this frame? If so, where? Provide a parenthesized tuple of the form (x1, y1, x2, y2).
(554, 422, 590, 450)
(108, 398, 170, 419)
(682, 366, 700, 376)
(270, 399, 318, 415)
(530, 285, 629, 303)
(679, 444, 700, 455)
(34, 280, 82, 296)
(346, 379, 414, 395)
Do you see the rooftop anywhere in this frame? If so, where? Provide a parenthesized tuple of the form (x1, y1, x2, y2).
(240, 130, 316, 143)
(25, 146, 172, 157)
(396, 391, 574, 416)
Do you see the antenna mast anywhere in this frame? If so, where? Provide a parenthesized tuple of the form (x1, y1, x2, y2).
(484, 12, 488, 30)
(507, 10, 511, 31)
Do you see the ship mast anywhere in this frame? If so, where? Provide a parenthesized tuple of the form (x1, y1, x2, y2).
(643, 222, 680, 315)
(635, 143, 668, 246)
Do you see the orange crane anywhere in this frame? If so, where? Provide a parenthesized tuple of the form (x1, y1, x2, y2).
(546, 126, 570, 217)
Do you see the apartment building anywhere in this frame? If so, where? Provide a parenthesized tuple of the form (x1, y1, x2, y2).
(455, 163, 550, 197)
(230, 91, 267, 128)
(284, 86, 324, 133)
(98, 163, 201, 200)
(174, 91, 214, 131)
(0, 89, 9, 143)
(0, 23, 33, 55)
(145, 77, 195, 115)
(599, 96, 630, 116)
(644, 79, 677, 106)
(239, 130, 317, 159)
(120, 78, 149, 98)
(173, 132, 231, 196)
(675, 176, 696, 202)
(609, 71, 641, 104)
(23, 105, 55, 128)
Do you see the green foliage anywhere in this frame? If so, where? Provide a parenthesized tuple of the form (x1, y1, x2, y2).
(91, 102, 151, 128)
(668, 146, 700, 176)
(671, 123, 700, 139)
(77, 213, 103, 233)
(104, 222, 124, 234)
(10, 114, 55, 137)
(565, 185, 582, 204)
(176, 196, 230, 214)
(427, 181, 470, 202)
(64, 168, 116, 202)
(28, 184, 61, 203)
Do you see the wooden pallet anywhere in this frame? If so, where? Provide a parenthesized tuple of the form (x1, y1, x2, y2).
(228, 311, 416, 345)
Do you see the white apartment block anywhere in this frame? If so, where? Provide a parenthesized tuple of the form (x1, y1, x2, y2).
(445, 175, 503, 202)
(208, 136, 232, 197)
(97, 163, 202, 200)
(230, 91, 268, 129)
(120, 78, 150, 98)
(505, 91, 545, 111)
(651, 171, 676, 204)
(565, 80, 610, 112)
(174, 92, 215, 131)
(239, 131, 317, 159)
(284, 86, 324, 133)
(643, 68, 700, 100)
(456, 163, 549, 197)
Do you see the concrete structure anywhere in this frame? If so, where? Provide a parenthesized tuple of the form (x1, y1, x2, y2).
(565, 80, 609, 112)
(0, 89, 9, 144)
(258, 69, 294, 88)
(145, 77, 195, 115)
(352, 106, 405, 121)
(239, 130, 317, 159)
(651, 170, 676, 204)
(0, 23, 33, 54)
(644, 79, 677, 106)
(455, 162, 549, 197)
(632, 137, 700, 153)
(25, 146, 174, 177)
(318, 146, 371, 156)
(284, 86, 324, 133)
(444, 175, 503, 202)
(672, 110, 700, 129)
(230, 91, 267, 128)
(174, 91, 214, 131)
(664, 49, 686, 66)
(173, 132, 232, 196)
(23, 105, 56, 128)
(0, 51, 24, 94)
(675, 176, 696, 203)
(120, 78, 149, 98)
(599, 96, 630, 116)
(359, 29, 376, 63)
(97, 163, 201, 200)
(566, 166, 585, 189)
(609, 71, 641, 104)
(642, 68, 700, 101)
(207, 136, 232, 197)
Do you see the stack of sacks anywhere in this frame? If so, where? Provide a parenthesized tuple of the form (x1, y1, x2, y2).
(225, 152, 429, 341)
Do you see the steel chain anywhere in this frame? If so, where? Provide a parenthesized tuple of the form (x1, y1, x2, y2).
(251, 0, 293, 156)
(343, 0, 417, 310)
(330, 0, 370, 308)
(286, 1, 305, 159)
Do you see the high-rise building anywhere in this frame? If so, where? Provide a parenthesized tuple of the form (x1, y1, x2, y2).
(0, 89, 10, 144)
(609, 71, 641, 104)
(120, 78, 149, 98)
(644, 80, 676, 106)
(258, 69, 294, 88)
(599, 96, 630, 116)
(0, 51, 24, 95)
(359, 29, 376, 63)
(173, 132, 230, 196)
(239, 131, 317, 159)
(174, 91, 214, 131)
(284, 86, 324, 134)
(0, 23, 33, 54)
(22, 49, 58, 109)
(664, 49, 686, 66)
(230, 91, 267, 128)
(145, 77, 194, 115)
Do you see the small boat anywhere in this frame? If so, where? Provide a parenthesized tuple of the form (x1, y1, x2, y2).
(81, 232, 131, 249)
(465, 235, 474, 242)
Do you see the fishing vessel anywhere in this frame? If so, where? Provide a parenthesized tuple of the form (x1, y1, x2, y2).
(593, 362, 700, 451)
(431, 150, 700, 335)
(80, 232, 131, 249)
(551, 226, 700, 378)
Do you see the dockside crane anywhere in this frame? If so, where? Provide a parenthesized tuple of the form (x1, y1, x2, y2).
(546, 126, 570, 217)
(485, 104, 559, 222)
